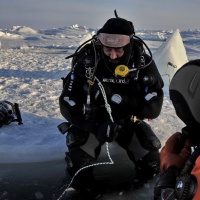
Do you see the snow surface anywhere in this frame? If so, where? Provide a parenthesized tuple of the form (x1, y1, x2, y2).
(1, 24, 200, 200)
(1, 25, 198, 164)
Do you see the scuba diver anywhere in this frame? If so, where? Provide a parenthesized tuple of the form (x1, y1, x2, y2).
(58, 10, 164, 200)
(154, 59, 200, 200)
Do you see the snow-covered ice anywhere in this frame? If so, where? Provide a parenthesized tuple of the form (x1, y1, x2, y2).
(0, 24, 199, 199)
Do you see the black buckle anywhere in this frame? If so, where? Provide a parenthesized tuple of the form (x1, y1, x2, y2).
(57, 122, 71, 134)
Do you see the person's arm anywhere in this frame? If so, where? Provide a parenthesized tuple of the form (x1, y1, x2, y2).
(154, 132, 191, 200)
(135, 88, 164, 119)
(191, 158, 200, 200)
(59, 67, 97, 133)
(135, 56, 164, 119)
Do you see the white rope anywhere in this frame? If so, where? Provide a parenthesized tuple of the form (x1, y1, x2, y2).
(95, 77, 114, 123)
(57, 77, 115, 200)
(57, 142, 114, 200)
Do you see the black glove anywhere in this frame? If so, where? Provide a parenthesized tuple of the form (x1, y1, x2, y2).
(154, 167, 180, 200)
(95, 122, 121, 144)
(135, 120, 161, 151)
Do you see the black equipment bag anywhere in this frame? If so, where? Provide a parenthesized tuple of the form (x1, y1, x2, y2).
(0, 100, 23, 128)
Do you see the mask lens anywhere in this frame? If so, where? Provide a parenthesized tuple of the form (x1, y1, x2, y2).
(98, 33, 130, 48)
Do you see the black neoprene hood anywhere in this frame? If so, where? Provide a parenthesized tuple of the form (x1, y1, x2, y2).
(169, 59, 200, 127)
(98, 18, 134, 36)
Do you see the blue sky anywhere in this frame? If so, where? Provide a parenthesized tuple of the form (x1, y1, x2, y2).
(1, 0, 200, 31)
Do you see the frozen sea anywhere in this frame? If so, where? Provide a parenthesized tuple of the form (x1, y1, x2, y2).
(0, 25, 200, 199)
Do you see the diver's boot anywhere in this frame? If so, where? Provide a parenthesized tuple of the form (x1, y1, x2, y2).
(65, 166, 102, 200)
(59, 187, 81, 200)
(61, 183, 102, 200)
(134, 150, 160, 187)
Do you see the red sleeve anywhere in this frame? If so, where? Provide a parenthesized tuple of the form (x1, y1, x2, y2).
(191, 157, 200, 200)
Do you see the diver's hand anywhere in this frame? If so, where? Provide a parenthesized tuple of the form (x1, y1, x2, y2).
(96, 122, 121, 144)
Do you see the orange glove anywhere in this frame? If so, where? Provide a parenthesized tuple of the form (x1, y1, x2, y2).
(191, 157, 200, 200)
(160, 132, 191, 171)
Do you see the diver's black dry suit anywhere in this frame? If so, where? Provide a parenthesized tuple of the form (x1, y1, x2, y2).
(59, 42, 164, 191)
